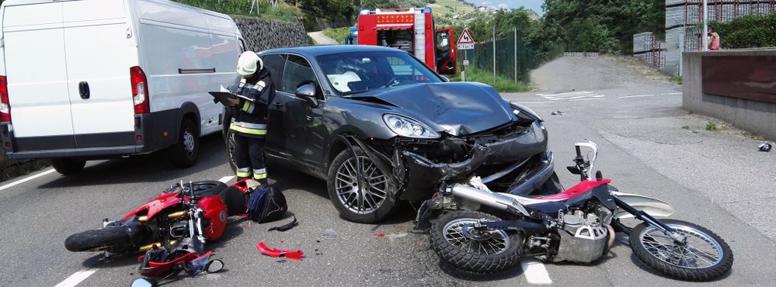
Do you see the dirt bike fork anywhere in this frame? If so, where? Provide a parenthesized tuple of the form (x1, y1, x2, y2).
(613, 196, 686, 243)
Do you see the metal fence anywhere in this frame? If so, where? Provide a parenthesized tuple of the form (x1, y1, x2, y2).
(459, 29, 541, 83)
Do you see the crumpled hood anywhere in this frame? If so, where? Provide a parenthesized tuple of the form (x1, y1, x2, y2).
(360, 83, 514, 136)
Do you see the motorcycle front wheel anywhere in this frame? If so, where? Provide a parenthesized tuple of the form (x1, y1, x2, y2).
(430, 210, 522, 275)
(65, 225, 140, 253)
(630, 219, 733, 281)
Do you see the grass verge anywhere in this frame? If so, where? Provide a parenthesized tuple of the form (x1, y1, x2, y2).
(449, 67, 531, 92)
(322, 27, 351, 44)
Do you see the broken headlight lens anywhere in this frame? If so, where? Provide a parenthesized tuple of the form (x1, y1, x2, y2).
(383, 114, 440, 139)
(510, 102, 543, 122)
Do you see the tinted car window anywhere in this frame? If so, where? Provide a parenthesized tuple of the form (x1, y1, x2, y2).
(316, 51, 441, 95)
(281, 55, 317, 93)
(261, 54, 285, 88)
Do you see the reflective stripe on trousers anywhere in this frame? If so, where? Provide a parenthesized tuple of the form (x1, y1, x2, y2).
(236, 167, 251, 178)
(230, 122, 267, 136)
(253, 168, 267, 180)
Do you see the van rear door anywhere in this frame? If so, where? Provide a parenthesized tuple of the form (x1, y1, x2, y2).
(3, 2, 76, 150)
(63, 0, 136, 147)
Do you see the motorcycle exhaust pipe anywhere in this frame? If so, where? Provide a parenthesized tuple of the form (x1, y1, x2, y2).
(138, 240, 177, 252)
(449, 184, 530, 216)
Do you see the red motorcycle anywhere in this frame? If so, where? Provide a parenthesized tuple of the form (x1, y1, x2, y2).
(65, 180, 252, 278)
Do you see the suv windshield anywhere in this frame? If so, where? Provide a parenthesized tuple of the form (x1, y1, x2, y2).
(316, 51, 442, 95)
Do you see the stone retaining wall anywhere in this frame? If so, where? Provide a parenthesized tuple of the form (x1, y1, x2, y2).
(234, 16, 311, 52)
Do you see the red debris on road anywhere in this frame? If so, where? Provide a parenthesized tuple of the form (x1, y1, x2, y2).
(257, 242, 304, 261)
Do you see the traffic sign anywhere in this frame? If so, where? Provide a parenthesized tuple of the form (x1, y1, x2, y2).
(457, 28, 476, 50)
(457, 43, 475, 50)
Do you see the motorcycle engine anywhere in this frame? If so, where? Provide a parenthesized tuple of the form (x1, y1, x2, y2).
(169, 221, 190, 239)
(552, 208, 612, 263)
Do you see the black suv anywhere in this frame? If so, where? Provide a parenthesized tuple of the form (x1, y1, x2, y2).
(224, 46, 557, 223)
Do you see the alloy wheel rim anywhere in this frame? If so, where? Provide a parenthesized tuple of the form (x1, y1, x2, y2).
(183, 130, 196, 154)
(442, 218, 510, 255)
(335, 155, 388, 214)
(638, 224, 723, 269)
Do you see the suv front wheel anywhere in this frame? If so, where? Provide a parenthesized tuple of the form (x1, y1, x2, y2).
(327, 147, 396, 223)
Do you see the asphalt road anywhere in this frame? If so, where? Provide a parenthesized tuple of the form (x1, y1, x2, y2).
(307, 31, 339, 45)
(1, 56, 775, 286)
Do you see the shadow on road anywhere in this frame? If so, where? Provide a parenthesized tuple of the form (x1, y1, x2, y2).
(39, 134, 228, 189)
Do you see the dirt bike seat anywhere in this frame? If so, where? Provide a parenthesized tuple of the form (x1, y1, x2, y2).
(509, 179, 611, 214)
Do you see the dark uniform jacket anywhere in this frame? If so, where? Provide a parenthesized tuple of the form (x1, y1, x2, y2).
(230, 69, 275, 138)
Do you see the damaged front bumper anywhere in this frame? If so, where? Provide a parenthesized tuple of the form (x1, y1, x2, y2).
(396, 121, 554, 201)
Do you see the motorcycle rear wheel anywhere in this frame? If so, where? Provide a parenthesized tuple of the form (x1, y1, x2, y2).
(630, 219, 733, 281)
(430, 210, 522, 275)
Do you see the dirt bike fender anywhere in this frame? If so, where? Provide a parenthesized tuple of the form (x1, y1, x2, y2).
(611, 192, 674, 219)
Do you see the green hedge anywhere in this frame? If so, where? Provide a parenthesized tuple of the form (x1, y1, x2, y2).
(712, 14, 776, 49)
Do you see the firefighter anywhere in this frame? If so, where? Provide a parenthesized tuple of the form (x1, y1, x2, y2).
(231, 51, 275, 186)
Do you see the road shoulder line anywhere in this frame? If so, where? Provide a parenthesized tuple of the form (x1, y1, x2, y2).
(0, 168, 56, 191)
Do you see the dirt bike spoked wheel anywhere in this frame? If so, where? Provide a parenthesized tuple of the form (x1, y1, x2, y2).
(630, 219, 733, 281)
(430, 210, 521, 275)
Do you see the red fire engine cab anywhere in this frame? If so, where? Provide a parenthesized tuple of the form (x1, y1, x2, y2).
(357, 7, 457, 75)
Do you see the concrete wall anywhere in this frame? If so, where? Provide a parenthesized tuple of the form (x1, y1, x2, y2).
(683, 49, 776, 140)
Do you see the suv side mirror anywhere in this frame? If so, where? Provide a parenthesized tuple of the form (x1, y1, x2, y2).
(295, 82, 319, 107)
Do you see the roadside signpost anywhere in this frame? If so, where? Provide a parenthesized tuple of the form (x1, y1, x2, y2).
(457, 28, 476, 82)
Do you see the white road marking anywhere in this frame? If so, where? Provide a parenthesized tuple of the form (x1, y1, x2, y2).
(537, 91, 605, 101)
(619, 94, 655, 99)
(0, 168, 56, 191)
(521, 259, 553, 285)
(516, 101, 554, 104)
(568, 95, 605, 101)
(54, 268, 98, 287)
(662, 92, 682, 95)
(218, 175, 235, 183)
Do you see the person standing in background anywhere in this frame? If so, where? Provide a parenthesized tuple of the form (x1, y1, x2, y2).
(708, 26, 721, 51)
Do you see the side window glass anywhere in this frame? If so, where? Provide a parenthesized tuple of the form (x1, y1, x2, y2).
(261, 54, 285, 89)
(281, 55, 318, 94)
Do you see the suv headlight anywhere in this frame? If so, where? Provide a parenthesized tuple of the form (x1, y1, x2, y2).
(510, 102, 543, 122)
(383, 114, 440, 139)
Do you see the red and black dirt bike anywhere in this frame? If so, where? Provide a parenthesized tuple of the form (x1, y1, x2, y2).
(422, 141, 733, 281)
(64, 180, 252, 277)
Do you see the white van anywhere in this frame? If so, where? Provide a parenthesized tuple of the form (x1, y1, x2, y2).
(0, 0, 243, 174)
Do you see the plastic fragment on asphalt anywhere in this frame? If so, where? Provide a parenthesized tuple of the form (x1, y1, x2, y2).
(322, 228, 338, 239)
(373, 232, 385, 237)
(759, 143, 772, 152)
(256, 242, 304, 261)
(551, 110, 563, 116)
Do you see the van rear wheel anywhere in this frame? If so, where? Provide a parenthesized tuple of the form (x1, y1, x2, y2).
(51, 158, 86, 175)
(169, 117, 200, 168)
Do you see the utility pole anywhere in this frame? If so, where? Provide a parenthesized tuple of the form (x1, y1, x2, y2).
(514, 26, 517, 83)
(702, 0, 709, 51)
(492, 25, 496, 81)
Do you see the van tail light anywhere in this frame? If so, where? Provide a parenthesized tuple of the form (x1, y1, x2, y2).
(0, 76, 10, 122)
(130, 66, 150, 114)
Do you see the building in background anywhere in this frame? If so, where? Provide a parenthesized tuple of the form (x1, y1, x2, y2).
(634, 0, 776, 76)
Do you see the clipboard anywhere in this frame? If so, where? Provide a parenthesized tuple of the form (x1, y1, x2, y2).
(209, 85, 254, 107)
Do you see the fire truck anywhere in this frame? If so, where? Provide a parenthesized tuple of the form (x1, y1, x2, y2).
(356, 7, 457, 75)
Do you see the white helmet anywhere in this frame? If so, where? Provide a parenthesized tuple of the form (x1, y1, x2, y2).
(236, 51, 263, 77)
